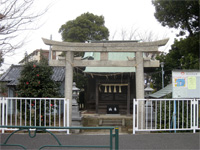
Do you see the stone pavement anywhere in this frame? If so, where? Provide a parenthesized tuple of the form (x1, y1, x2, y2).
(0, 132, 199, 150)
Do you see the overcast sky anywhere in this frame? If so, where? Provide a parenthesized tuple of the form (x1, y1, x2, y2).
(1, 0, 178, 74)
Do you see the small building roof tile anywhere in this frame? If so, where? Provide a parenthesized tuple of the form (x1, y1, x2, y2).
(0, 65, 65, 86)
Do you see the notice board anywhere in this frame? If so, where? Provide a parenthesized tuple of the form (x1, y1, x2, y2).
(172, 70, 200, 98)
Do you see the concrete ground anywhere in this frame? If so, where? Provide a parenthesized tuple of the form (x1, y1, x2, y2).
(0, 132, 199, 150)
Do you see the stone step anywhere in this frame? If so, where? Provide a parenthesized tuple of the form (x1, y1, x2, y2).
(98, 105, 127, 108)
(98, 110, 127, 115)
(102, 122, 122, 126)
(99, 103, 127, 106)
(99, 119, 124, 126)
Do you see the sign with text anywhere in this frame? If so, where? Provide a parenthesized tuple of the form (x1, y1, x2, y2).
(107, 105, 119, 114)
(172, 70, 200, 98)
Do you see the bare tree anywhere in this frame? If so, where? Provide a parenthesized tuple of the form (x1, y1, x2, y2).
(110, 24, 139, 41)
(128, 25, 139, 40)
(119, 27, 138, 41)
(120, 28, 127, 40)
(115, 26, 169, 59)
(110, 30, 117, 40)
(0, 0, 49, 66)
(137, 30, 158, 42)
(116, 24, 168, 42)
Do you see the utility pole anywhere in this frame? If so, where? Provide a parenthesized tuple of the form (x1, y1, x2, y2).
(161, 62, 164, 89)
(48, 35, 52, 64)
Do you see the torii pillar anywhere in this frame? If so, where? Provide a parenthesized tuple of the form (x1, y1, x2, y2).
(65, 51, 74, 126)
(136, 51, 145, 129)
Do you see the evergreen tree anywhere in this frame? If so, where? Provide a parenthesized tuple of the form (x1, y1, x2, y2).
(152, 0, 199, 36)
(59, 12, 109, 42)
(151, 0, 199, 91)
(58, 12, 109, 106)
(16, 60, 61, 126)
(17, 61, 61, 98)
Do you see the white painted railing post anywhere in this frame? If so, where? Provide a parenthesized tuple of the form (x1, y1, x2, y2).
(64, 100, 66, 129)
(1, 97, 5, 133)
(133, 99, 136, 134)
(173, 100, 176, 132)
(0, 98, 1, 131)
(191, 99, 194, 133)
(6, 98, 8, 126)
(193, 99, 195, 133)
(66, 99, 70, 134)
(192, 99, 198, 133)
(197, 99, 199, 131)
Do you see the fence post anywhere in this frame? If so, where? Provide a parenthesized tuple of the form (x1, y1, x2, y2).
(109, 129, 113, 150)
(192, 99, 197, 133)
(2, 97, 5, 133)
(173, 100, 176, 133)
(67, 99, 70, 134)
(193, 99, 195, 133)
(197, 99, 199, 131)
(115, 128, 119, 150)
(65, 99, 70, 134)
(133, 99, 136, 134)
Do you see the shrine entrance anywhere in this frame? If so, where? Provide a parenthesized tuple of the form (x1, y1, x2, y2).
(42, 38, 169, 126)
(99, 83, 127, 114)
(85, 74, 134, 115)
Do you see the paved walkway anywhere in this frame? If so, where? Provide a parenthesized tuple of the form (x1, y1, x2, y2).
(0, 133, 199, 150)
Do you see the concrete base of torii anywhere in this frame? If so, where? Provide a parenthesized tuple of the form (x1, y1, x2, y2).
(72, 99, 82, 133)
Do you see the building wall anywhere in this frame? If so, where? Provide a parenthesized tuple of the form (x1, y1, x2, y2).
(19, 50, 62, 64)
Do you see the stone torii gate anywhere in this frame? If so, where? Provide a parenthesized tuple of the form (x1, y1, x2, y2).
(42, 38, 169, 126)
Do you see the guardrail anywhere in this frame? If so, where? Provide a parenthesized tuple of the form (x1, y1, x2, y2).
(133, 98, 200, 134)
(0, 97, 69, 134)
(0, 126, 119, 150)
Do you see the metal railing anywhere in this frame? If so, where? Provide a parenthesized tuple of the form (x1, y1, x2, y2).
(0, 97, 69, 134)
(0, 126, 119, 150)
(133, 98, 200, 134)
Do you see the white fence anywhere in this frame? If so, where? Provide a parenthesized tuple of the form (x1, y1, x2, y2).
(133, 98, 200, 134)
(0, 97, 69, 133)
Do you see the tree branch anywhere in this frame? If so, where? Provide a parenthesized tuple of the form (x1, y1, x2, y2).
(0, 0, 49, 58)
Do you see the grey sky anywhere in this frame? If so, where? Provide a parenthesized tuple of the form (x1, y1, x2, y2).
(0, 0, 177, 73)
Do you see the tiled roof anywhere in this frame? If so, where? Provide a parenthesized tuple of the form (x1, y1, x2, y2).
(0, 65, 65, 86)
(0, 65, 22, 82)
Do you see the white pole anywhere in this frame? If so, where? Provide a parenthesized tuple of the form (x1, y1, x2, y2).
(67, 99, 70, 134)
(133, 99, 135, 134)
(2, 97, 5, 133)
(161, 62, 164, 89)
(48, 34, 52, 64)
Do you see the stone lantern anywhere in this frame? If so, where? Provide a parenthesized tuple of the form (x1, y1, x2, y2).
(144, 83, 155, 127)
(72, 82, 80, 105)
(72, 82, 82, 131)
(144, 83, 154, 98)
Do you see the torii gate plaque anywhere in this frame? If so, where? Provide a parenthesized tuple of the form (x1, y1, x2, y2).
(43, 38, 169, 127)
